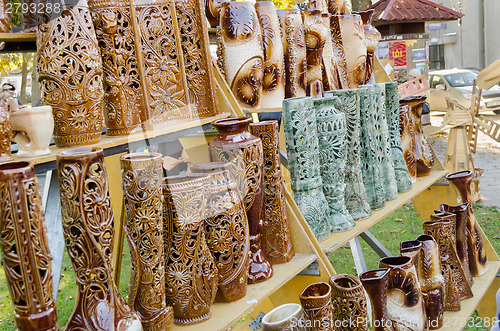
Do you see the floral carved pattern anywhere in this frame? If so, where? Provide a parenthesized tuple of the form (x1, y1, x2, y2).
(328, 15, 350, 89)
(0, 105, 12, 162)
(299, 282, 332, 331)
(330, 274, 368, 331)
(399, 104, 417, 181)
(283, 10, 307, 98)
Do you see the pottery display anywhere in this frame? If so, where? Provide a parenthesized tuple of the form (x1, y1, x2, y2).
(446, 170, 488, 276)
(121, 153, 173, 330)
(205, 0, 229, 28)
(37, 1, 104, 147)
(163, 174, 218, 324)
(360, 268, 394, 331)
(217, 2, 264, 110)
(299, 282, 332, 330)
(190, 162, 250, 302)
(324, 89, 371, 220)
(209, 117, 273, 283)
(283, 96, 331, 240)
(337, 14, 366, 88)
(0, 0, 9, 33)
(384, 82, 413, 192)
(355, 10, 380, 84)
(399, 104, 417, 182)
(330, 274, 369, 331)
(314, 96, 355, 231)
(302, 10, 327, 98)
(250, 121, 294, 264)
(282, 9, 307, 98)
(0, 103, 12, 162)
(0, 161, 58, 331)
(328, 14, 350, 89)
(262, 303, 306, 331)
(56, 147, 141, 330)
(399, 96, 434, 176)
(255, 1, 286, 109)
(399, 240, 421, 272)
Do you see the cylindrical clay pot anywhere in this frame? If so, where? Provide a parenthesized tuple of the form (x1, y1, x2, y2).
(262, 303, 306, 331)
(299, 282, 332, 330)
(330, 274, 369, 330)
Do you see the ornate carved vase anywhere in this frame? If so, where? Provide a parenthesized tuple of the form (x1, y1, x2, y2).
(205, 0, 229, 28)
(320, 13, 336, 92)
(255, 1, 285, 109)
(37, 1, 104, 147)
(282, 9, 307, 98)
(283, 96, 331, 240)
(415, 235, 444, 330)
(302, 10, 327, 98)
(398, 104, 417, 182)
(190, 162, 250, 302)
(209, 117, 273, 283)
(0, 104, 12, 162)
(399, 96, 434, 176)
(446, 170, 488, 276)
(360, 268, 394, 331)
(0, 161, 58, 331)
(11, 106, 54, 158)
(163, 174, 218, 324)
(329, 274, 368, 331)
(120, 153, 173, 330)
(355, 10, 380, 84)
(337, 14, 367, 88)
(384, 82, 413, 192)
(262, 303, 306, 331)
(217, 2, 264, 110)
(314, 96, 355, 231)
(249, 121, 294, 264)
(327, 0, 344, 15)
(0, 0, 9, 32)
(399, 240, 421, 272)
(299, 282, 332, 331)
(324, 89, 371, 220)
(56, 147, 141, 330)
(379, 256, 427, 331)
(328, 14, 350, 89)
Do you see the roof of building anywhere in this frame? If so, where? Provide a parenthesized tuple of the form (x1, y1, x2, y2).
(368, 0, 464, 24)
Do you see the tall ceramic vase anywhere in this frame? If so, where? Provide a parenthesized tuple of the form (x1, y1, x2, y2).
(360, 268, 394, 331)
(205, 0, 229, 28)
(299, 282, 332, 330)
(355, 10, 380, 84)
(283, 97, 331, 240)
(446, 170, 488, 276)
(217, 2, 264, 110)
(320, 13, 336, 92)
(0, 104, 12, 162)
(399, 240, 422, 272)
(399, 104, 417, 181)
(262, 303, 306, 331)
(0, 161, 58, 331)
(328, 14, 350, 89)
(120, 153, 173, 330)
(56, 147, 141, 330)
(337, 14, 367, 88)
(325, 89, 371, 220)
(190, 162, 250, 302)
(282, 9, 307, 98)
(330, 274, 369, 331)
(302, 10, 327, 98)
(379, 256, 427, 331)
(314, 96, 355, 231)
(37, 0, 104, 147)
(209, 117, 273, 284)
(385, 82, 413, 192)
(163, 174, 218, 324)
(250, 121, 295, 264)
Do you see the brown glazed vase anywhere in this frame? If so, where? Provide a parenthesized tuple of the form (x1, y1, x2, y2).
(205, 0, 229, 27)
(355, 10, 380, 84)
(360, 269, 394, 331)
(299, 282, 332, 330)
(56, 147, 141, 330)
(37, 1, 104, 147)
(282, 9, 307, 98)
(209, 117, 273, 283)
(163, 174, 218, 324)
(330, 274, 369, 330)
(399, 240, 421, 273)
(399, 96, 434, 176)
(190, 162, 250, 302)
(379, 256, 427, 331)
(336, 14, 367, 88)
(302, 10, 327, 98)
(250, 121, 294, 264)
(446, 170, 488, 276)
(0, 104, 12, 162)
(120, 153, 173, 330)
(399, 104, 417, 182)
(415, 235, 444, 330)
(0, 161, 58, 331)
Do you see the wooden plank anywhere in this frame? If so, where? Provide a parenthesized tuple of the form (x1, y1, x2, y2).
(245, 107, 282, 114)
(0, 32, 36, 41)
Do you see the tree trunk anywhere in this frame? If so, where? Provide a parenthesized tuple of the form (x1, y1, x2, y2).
(351, 0, 372, 11)
(20, 54, 29, 104)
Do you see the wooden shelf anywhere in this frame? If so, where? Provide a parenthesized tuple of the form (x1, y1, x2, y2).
(319, 169, 448, 253)
(173, 253, 317, 331)
(0, 32, 36, 42)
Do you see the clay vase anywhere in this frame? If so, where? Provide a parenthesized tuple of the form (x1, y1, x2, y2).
(209, 117, 273, 284)
(56, 147, 141, 330)
(360, 268, 394, 331)
(190, 162, 250, 302)
(324, 89, 371, 220)
(299, 282, 332, 330)
(384, 82, 413, 192)
(249, 121, 294, 264)
(255, 1, 285, 109)
(282, 9, 307, 98)
(355, 10, 380, 84)
(379, 256, 427, 331)
(320, 13, 336, 92)
(10, 106, 54, 158)
(163, 174, 218, 324)
(120, 153, 173, 330)
(399, 240, 422, 272)
(336, 14, 367, 88)
(314, 96, 355, 231)
(329, 274, 369, 331)
(398, 104, 417, 182)
(0, 104, 12, 162)
(206, 0, 229, 28)
(327, 0, 344, 15)
(0, 161, 58, 331)
(283, 97, 331, 240)
(415, 235, 445, 330)
(262, 303, 306, 331)
(37, 0, 104, 147)
(446, 170, 488, 276)
(328, 14, 350, 90)
(217, 2, 264, 110)
(302, 10, 327, 98)
(399, 96, 434, 176)
(0, 0, 9, 32)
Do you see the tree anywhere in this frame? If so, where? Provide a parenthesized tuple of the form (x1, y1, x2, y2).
(351, 0, 373, 11)
(272, 0, 296, 10)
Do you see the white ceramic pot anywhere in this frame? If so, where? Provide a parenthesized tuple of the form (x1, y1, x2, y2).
(11, 105, 54, 157)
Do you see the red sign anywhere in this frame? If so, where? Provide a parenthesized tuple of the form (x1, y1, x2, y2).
(389, 42, 407, 67)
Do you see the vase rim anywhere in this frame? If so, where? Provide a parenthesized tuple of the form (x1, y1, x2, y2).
(299, 282, 331, 299)
(0, 161, 33, 178)
(190, 162, 231, 173)
(10, 105, 52, 115)
(120, 152, 162, 163)
(57, 147, 103, 160)
(329, 274, 362, 291)
(261, 303, 303, 326)
(400, 240, 422, 251)
(440, 202, 469, 212)
(250, 120, 278, 128)
(212, 117, 252, 128)
(360, 268, 389, 281)
(416, 234, 436, 243)
(430, 211, 456, 222)
(445, 170, 473, 180)
(380, 256, 411, 267)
